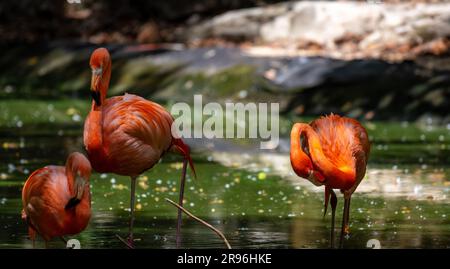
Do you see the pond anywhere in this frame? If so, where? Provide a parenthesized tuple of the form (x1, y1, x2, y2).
(0, 114, 449, 249)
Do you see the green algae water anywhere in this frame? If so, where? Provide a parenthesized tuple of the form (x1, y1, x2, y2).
(0, 109, 448, 248)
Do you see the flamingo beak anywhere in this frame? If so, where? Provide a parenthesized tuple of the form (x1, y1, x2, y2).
(90, 67, 102, 106)
(65, 175, 87, 209)
(91, 90, 101, 106)
(75, 175, 87, 200)
(307, 170, 326, 185)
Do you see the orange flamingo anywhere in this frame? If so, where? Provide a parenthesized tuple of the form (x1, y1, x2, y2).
(84, 48, 195, 248)
(290, 114, 370, 248)
(21, 152, 92, 248)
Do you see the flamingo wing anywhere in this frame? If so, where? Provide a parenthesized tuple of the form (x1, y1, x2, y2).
(342, 117, 370, 184)
(22, 166, 70, 240)
(101, 94, 174, 176)
(311, 114, 370, 186)
(310, 115, 357, 170)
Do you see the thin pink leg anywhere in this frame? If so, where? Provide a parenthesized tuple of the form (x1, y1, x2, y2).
(176, 159, 188, 248)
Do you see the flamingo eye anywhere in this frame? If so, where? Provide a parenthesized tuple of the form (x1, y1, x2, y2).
(92, 67, 103, 76)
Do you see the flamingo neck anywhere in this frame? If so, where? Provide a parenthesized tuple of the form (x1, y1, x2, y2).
(84, 103, 104, 155)
(85, 61, 110, 161)
(290, 123, 314, 178)
(99, 67, 110, 106)
(65, 159, 76, 197)
(66, 170, 75, 197)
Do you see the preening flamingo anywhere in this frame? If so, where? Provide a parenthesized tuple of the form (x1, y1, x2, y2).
(290, 114, 370, 248)
(21, 152, 92, 247)
(84, 48, 195, 248)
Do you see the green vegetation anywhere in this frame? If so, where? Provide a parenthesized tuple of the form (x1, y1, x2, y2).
(0, 99, 88, 128)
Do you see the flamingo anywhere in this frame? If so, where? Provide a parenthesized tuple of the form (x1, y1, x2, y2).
(21, 152, 92, 248)
(290, 114, 370, 248)
(84, 47, 195, 248)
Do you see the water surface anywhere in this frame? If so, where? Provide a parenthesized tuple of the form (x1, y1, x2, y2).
(0, 120, 448, 249)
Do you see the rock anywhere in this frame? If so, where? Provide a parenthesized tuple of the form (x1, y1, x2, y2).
(263, 57, 342, 90)
(261, 2, 385, 45)
(188, 3, 290, 41)
(187, 1, 450, 60)
(412, 38, 450, 56)
(263, 57, 418, 92)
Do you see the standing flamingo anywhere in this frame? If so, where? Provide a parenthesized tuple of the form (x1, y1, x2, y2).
(21, 152, 92, 248)
(84, 48, 195, 248)
(290, 114, 370, 248)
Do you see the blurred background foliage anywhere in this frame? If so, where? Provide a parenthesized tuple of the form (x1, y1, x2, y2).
(0, 0, 449, 124)
(0, 0, 286, 43)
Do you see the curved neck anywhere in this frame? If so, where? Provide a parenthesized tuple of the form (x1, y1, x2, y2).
(88, 60, 109, 147)
(84, 104, 104, 154)
(65, 159, 76, 196)
(92, 61, 111, 110)
(290, 123, 314, 178)
(294, 123, 355, 185)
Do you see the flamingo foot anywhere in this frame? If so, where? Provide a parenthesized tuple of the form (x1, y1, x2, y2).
(115, 234, 134, 249)
(118, 176, 137, 249)
(339, 196, 352, 248)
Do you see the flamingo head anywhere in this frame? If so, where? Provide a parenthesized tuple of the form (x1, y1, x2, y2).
(290, 150, 325, 186)
(290, 127, 326, 186)
(89, 48, 111, 106)
(65, 152, 92, 209)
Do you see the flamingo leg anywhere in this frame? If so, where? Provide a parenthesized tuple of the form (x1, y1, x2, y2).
(128, 176, 137, 247)
(339, 196, 351, 248)
(323, 186, 330, 218)
(176, 159, 188, 248)
(115, 176, 137, 249)
(329, 189, 337, 249)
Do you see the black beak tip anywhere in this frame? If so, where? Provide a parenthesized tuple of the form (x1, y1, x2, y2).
(91, 91, 101, 106)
